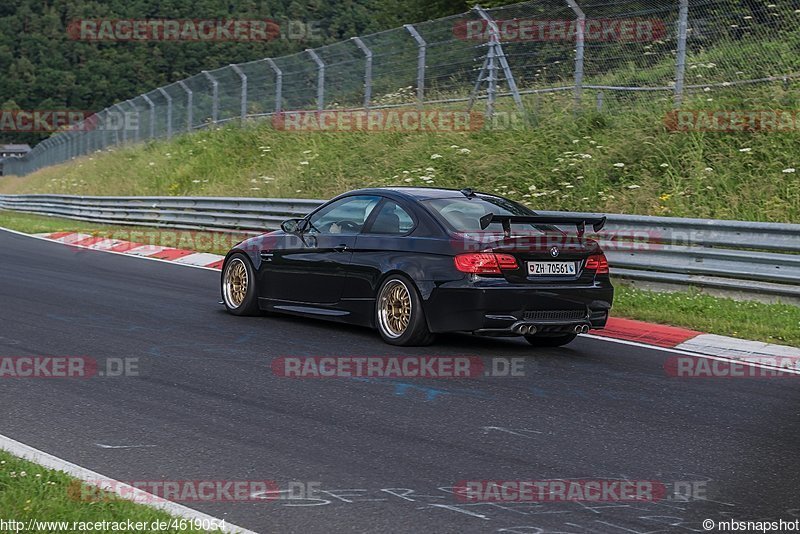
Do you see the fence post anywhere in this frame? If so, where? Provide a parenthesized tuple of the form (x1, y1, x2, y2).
(158, 88, 173, 138)
(202, 71, 219, 123)
(125, 100, 139, 142)
(351, 37, 373, 109)
(473, 6, 525, 114)
(85, 120, 93, 154)
(566, 0, 586, 113)
(266, 59, 283, 114)
(306, 49, 325, 111)
(113, 104, 127, 144)
(57, 135, 67, 163)
(178, 81, 193, 132)
(142, 94, 156, 138)
(674, 0, 689, 108)
(230, 64, 248, 123)
(468, 54, 490, 111)
(51, 136, 59, 163)
(404, 24, 426, 109)
(103, 106, 117, 148)
(95, 110, 105, 150)
(65, 133, 72, 160)
(77, 123, 85, 156)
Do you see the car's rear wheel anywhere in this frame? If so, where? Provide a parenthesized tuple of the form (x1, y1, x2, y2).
(524, 333, 578, 347)
(376, 275, 435, 346)
(222, 253, 260, 316)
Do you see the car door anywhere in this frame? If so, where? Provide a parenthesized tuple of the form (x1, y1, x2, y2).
(344, 198, 418, 300)
(263, 195, 382, 305)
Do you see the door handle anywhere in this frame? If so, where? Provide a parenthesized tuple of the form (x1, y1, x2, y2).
(333, 244, 348, 252)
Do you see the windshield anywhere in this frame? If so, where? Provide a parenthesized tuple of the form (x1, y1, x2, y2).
(421, 195, 550, 234)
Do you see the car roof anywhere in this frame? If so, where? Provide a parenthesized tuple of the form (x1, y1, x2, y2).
(345, 186, 497, 202)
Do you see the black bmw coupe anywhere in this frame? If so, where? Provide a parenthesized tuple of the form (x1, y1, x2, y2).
(221, 187, 613, 346)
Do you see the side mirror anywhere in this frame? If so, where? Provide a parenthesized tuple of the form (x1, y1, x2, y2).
(281, 218, 307, 233)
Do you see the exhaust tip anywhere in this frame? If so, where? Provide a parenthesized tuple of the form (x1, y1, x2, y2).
(527, 325, 537, 335)
(574, 325, 583, 334)
(580, 324, 590, 334)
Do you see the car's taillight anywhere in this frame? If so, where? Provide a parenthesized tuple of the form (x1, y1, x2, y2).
(585, 253, 609, 274)
(454, 253, 518, 274)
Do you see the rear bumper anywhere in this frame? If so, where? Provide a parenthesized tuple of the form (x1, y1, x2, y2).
(423, 281, 613, 334)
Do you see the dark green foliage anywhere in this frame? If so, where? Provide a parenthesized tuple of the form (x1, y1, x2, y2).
(0, 0, 472, 144)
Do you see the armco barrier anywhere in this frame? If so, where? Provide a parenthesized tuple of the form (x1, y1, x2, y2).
(1, 194, 798, 300)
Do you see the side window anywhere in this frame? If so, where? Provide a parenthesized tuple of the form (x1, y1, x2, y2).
(366, 200, 415, 235)
(307, 195, 381, 235)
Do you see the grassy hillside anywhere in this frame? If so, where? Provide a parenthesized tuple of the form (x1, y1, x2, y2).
(1, 84, 799, 223)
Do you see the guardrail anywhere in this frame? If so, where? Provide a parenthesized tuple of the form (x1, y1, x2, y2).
(1, 194, 798, 301)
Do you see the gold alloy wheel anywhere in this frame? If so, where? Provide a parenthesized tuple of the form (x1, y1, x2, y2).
(378, 279, 412, 338)
(223, 258, 249, 308)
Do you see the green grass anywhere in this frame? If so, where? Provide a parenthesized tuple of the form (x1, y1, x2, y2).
(0, 450, 220, 532)
(1, 82, 799, 223)
(1, 209, 797, 347)
(613, 284, 800, 347)
(0, 210, 249, 256)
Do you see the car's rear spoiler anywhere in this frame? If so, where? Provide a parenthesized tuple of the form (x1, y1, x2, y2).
(479, 213, 607, 237)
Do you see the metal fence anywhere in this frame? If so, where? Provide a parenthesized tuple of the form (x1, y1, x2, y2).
(2, 193, 798, 301)
(4, 0, 800, 176)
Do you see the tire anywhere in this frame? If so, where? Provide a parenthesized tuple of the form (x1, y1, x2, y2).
(221, 253, 260, 316)
(375, 274, 435, 346)
(524, 333, 578, 347)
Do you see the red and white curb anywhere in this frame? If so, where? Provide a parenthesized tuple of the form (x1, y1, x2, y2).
(594, 317, 800, 366)
(30, 231, 800, 366)
(37, 232, 225, 270)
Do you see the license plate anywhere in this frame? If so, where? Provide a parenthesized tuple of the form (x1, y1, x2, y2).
(527, 261, 576, 276)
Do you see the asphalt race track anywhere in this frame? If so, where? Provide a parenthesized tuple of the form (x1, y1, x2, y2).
(1, 228, 799, 534)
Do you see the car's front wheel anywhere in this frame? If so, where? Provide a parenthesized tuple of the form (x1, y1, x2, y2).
(524, 333, 578, 347)
(222, 253, 260, 316)
(375, 275, 435, 346)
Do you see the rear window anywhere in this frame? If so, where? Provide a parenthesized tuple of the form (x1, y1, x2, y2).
(421, 195, 547, 234)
